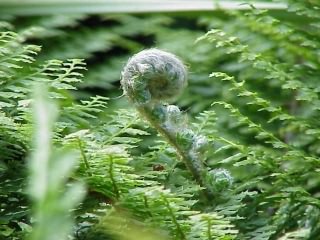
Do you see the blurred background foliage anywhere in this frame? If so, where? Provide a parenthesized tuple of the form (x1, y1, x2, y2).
(1, 0, 320, 239)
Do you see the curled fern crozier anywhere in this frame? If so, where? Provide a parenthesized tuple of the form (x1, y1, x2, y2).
(121, 48, 187, 105)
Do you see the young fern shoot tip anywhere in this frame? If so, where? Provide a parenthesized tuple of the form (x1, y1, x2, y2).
(121, 49, 232, 200)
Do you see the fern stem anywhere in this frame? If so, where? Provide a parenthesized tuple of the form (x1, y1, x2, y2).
(207, 218, 212, 240)
(138, 106, 210, 198)
(162, 194, 186, 240)
(143, 195, 153, 218)
(77, 138, 92, 176)
(105, 115, 138, 144)
(109, 156, 120, 199)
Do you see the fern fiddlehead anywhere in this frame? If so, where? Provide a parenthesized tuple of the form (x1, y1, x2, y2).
(121, 48, 221, 199)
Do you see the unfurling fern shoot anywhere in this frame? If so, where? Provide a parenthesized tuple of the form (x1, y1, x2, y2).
(121, 49, 228, 200)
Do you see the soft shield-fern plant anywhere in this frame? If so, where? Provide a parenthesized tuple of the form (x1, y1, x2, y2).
(0, 26, 237, 239)
(1, 1, 320, 240)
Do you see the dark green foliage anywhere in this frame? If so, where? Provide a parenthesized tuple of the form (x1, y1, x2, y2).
(1, 1, 320, 239)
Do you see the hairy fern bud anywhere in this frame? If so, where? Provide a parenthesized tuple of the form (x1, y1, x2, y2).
(192, 136, 209, 154)
(206, 168, 233, 192)
(121, 48, 187, 105)
(165, 105, 187, 129)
